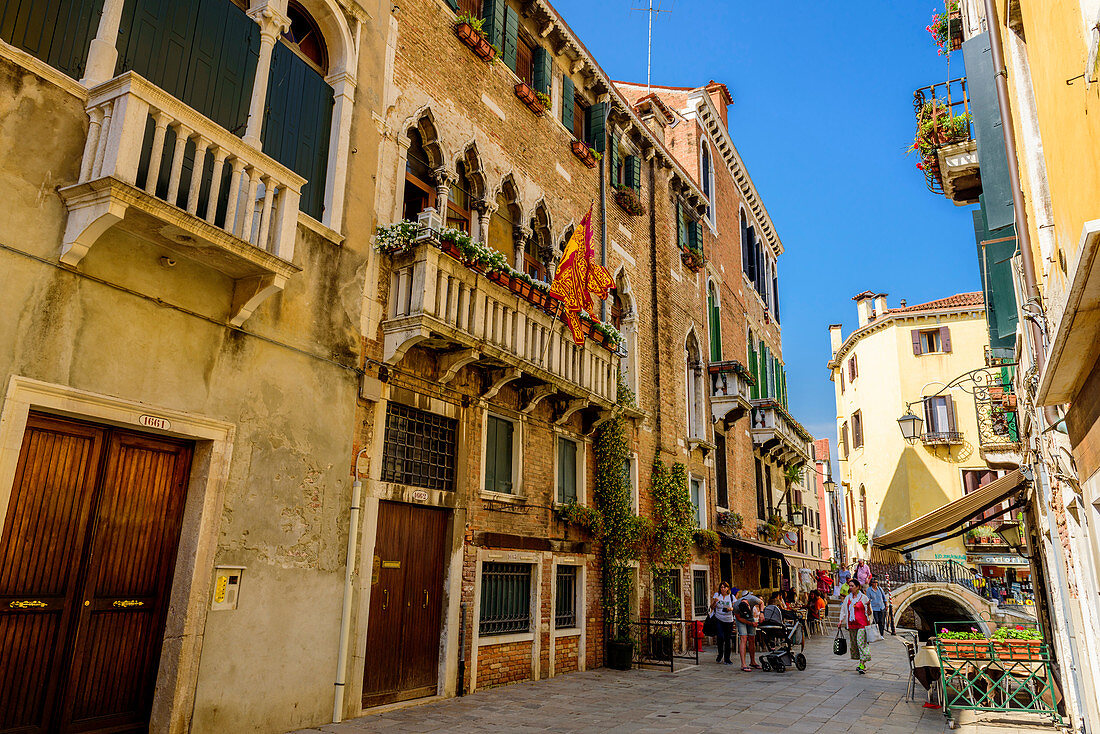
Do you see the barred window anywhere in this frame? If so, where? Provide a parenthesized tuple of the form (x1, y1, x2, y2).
(555, 565, 578, 629)
(692, 569, 709, 617)
(653, 569, 681, 619)
(479, 562, 532, 635)
(381, 402, 457, 491)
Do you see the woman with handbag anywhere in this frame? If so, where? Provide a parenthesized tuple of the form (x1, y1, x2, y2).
(838, 579, 872, 674)
(709, 581, 737, 665)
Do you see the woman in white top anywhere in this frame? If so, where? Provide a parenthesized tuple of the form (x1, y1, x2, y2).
(710, 581, 736, 665)
(838, 579, 872, 673)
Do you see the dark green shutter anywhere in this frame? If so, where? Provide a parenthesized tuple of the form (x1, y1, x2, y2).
(708, 289, 722, 362)
(676, 201, 686, 249)
(963, 34, 1013, 230)
(691, 219, 703, 251)
(561, 72, 574, 130)
(501, 4, 518, 71)
(973, 208, 1019, 351)
(263, 42, 334, 219)
(444, 0, 458, 9)
(586, 102, 606, 152)
(609, 135, 620, 188)
(532, 45, 551, 94)
(748, 340, 758, 399)
(497, 419, 513, 492)
(482, 0, 506, 50)
(626, 155, 641, 191)
(1, 0, 105, 78)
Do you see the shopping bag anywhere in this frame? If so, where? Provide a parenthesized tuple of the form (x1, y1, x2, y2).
(833, 627, 847, 656)
(867, 624, 884, 643)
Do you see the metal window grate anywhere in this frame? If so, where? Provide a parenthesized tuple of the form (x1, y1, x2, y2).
(479, 562, 532, 635)
(381, 402, 457, 491)
(692, 570, 709, 617)
(555, 565, 578, 629)
(653, 569, 681, 619)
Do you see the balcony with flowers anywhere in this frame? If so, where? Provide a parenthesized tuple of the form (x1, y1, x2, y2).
(374, 211, 621, 418)
(910, 77, 980, 205)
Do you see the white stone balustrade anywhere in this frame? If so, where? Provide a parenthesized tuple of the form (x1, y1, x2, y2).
(750, 399, 813, 467)
(58, 71, 305, 325)
(709, 363, 753, 425)
(383, 241, 617, 408)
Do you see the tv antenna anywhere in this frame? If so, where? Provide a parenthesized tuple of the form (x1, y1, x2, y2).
(630, 0, 674, 93)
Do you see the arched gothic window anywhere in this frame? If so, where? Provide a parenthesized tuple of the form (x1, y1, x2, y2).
(685, 331, 705, 440)
(707, 281, 722, 362)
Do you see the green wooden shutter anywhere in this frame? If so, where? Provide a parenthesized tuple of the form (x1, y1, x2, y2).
(627, 155, 641, 191)
(501, 4, 518, 71)
(708, 289, 722, 362)
(561, 72, 574, 130)
(444, 0, 458, 9)
(263, 41, 334, 219)
(485, 417, 498, 491)
(497, 418, 513, 492)
(586, 102, 606, 152)
(749, 341, 759, 399)
(532, 45, 552, 94)
(691, 219, 703, 250)
(482, 0, 506, 49)
(609, 136, 620, 188)
(676, 201, 686, 249)
(1, 0, 105, 78)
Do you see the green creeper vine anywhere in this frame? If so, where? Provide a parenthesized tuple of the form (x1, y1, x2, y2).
(592, 411, 636, 641)
(649, 458, 694, 566)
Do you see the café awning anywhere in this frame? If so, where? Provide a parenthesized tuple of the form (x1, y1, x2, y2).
(720, 534, 831, 570)
(874, 468, 1030, 551)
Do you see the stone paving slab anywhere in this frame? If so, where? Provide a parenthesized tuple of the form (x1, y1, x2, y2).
(297, 633, 1060, 734)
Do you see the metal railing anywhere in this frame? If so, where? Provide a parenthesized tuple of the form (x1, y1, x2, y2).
(912, 77, 973, 196)
(620, 618, 701, 671)
(871, 560, 994, 601)
(921, 431, 964, 445)
(973, 368, 1021, 450)
(934, 621, 1061, 725)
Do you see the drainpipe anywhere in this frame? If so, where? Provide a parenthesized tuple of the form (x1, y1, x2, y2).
(647, 157, 662, 442)
(332, 448, 368, 723)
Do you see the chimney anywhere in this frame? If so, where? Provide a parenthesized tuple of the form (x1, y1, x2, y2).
(873, 293, 888, 316)
(852, 291, 875, 327)
(899, 299, 907, 308)
(704, 80, 733, 129)
(829, 323, 844, 357)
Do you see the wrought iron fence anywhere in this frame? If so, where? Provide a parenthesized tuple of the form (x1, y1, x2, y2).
(619, 618, 701, 672)
(871, 560, 994, 601)
(973, 366, 1021, 450)
(921, 430, 964, 445)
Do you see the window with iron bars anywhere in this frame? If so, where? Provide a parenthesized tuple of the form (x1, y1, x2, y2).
(652, 569, 681, 619)
(555, 565, 578, 629)
(479, 562, 532, 635)
(381, 402, 457, 491)
(692, 569, 709, 617)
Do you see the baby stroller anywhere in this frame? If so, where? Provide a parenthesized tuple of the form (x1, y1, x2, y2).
(757, 604, 807, 673)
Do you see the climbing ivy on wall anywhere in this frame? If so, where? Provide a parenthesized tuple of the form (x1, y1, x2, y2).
(649, 458, 694, 567)
(593, 410, 636, 640)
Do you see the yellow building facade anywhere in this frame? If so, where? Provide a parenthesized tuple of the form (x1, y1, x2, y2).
(828, 292, 1012, 568)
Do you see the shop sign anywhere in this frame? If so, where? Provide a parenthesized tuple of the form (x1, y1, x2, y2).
(934, 552, 967, 561)
(969, 554, 1028, 566)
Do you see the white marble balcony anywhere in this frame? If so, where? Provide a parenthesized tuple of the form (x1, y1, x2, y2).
(750, 399, 813, 468)
(58, 72, 305, 325)
(709, 361, 753, 426)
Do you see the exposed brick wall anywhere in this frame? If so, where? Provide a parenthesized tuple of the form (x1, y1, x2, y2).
(477, 640, 533, 689)
(554, 634, 580, 674)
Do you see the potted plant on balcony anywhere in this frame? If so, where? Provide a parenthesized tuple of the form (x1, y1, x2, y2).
(570, 140, 600, 169)
(927, 1, 963, 55)
(454, 12, 497, 62)
(372, 220, 419, 255)
(514, 82, 546, 115)
(910, 101, 971, 181)
(680, 242, 705, 272)
(856, 528, 869, 547)
(613, 186, 645, 216)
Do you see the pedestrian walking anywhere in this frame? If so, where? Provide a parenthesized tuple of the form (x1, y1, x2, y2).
(866, 578, 887, 635)
(710, 581, 737, 665)
(836, 566, 851, 598)
(839, 579, 872, 673)
(855, 558, 872, 586)
(736, 590, 763, 672)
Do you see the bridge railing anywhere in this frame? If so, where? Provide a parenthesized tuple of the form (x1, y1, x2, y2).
(871, 560, 994, 601)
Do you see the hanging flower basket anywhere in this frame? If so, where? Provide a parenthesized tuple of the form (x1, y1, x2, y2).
(514, 82, 546, 115)
(570, 140, 599, 169)
(680, 245, 705, 272)
(613, 186, 645, 216)
(927, 2, 963, 55)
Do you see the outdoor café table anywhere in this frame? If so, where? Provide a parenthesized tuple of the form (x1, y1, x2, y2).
(913, 644, 941, 705)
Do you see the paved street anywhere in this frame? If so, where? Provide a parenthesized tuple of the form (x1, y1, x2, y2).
(296, 632, 1055, 734)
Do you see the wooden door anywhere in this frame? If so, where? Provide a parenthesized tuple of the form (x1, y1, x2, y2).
(0, 414, 192, 734)
(362, 502, 449, 708)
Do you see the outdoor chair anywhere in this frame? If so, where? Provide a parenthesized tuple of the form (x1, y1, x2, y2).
(902, 632, 918, 701)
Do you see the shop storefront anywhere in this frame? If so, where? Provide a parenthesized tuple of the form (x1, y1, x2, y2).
(969, 553, 1034, 606)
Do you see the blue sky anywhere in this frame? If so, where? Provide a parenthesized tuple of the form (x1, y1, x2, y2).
(553, 0, 982, 446)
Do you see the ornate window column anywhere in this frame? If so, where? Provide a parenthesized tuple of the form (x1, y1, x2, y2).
(243, 4, 291, 148)
(513, 226, 532, 271)
(432, 167, 454, 225)
(80, 0, 126, 87)
(476, 201, 497, 245)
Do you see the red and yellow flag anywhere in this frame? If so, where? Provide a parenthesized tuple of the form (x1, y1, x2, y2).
(548, 207, 614, 345)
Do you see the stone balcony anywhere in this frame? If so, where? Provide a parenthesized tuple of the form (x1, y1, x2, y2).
(936, 138, 981, 205)
(750, 399, 813, 468)
(382, 236, 618, 424)
(58, 72, 305, 325)
(708, 361, 753, 427)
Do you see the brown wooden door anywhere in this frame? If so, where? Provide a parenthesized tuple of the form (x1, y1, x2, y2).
(362, 502, 449, 708)
(0, 414, 192, 734)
